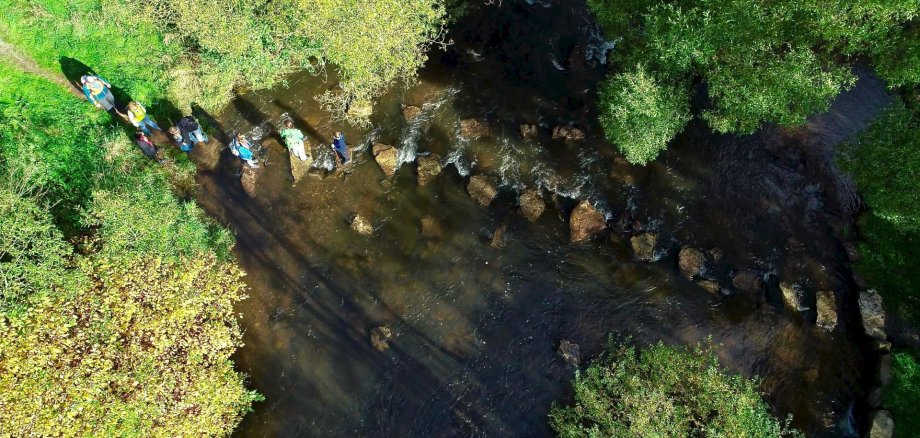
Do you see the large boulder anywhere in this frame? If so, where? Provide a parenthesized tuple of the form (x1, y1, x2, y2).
(570, 201, 606, 243)
(416, 154, 442, 186)
(678, 247, 705, 279)
(732, 271, 763, 293)
(369, 326, 393, 352)
(402, 105, 422, 121)
(552, 125, 586, 141)
(779, 282, 809, 312)
(467, 175, 498, 207)
(460, 119, 491, 139)
(518, 189, 546, 222)
(350, 214, 374, 236)
(373, 143, 399, 178)
(859, 289, 887, 341)
(816, 290, 838, 331)
(290, 150, 314, 184)
(869, 410, 894, 438)
(630, 233, 658, 261)
(240, 166, 259, 196)
(519, 124, 538, 140)
(557, 339, 581, 367)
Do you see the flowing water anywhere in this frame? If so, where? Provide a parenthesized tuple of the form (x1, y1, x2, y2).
(192, 2, 892, 436)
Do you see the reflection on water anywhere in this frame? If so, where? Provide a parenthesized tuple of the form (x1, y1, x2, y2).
(193, 2, 891, 437)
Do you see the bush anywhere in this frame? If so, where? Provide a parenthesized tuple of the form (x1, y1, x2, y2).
(549, 342, 800, 437)
(598, 66, 690, 164)
(0, 255, 260, 436)
(887, 350, 920, 437)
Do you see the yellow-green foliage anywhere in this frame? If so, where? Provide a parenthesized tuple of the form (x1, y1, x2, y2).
(0, 255, 260, 437)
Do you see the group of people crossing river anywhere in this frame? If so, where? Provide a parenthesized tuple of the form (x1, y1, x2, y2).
(80, 74, 352, 170)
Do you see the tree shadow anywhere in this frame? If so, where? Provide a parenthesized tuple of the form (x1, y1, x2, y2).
(191, 103, 229, 143)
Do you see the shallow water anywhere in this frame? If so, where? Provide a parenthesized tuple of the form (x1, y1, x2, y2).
(193, 1, 891, 436)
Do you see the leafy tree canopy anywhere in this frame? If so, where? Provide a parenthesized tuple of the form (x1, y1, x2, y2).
(588, 0, 920, 163)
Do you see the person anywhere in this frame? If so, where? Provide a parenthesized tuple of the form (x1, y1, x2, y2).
(169, 116, 208, 152)
(280, 120, 310, 162)
(331, 131, 350, 165)
(80, 75, 123, 117)
(133, 131, 160, 161)
(229, 132, 259, 168)
(126, 101, 160, 135)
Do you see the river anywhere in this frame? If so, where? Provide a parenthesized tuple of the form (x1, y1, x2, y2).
(192, 1, 892, 436)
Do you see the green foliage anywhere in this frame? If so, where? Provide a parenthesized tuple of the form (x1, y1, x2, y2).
(839, 100, 920, 325)
(588, 0, 920, 162)
(598, 66, 690, 164)
(887, 349, 920, 437)
(0, 255, 261, 437)
(550, 341, 800, 438)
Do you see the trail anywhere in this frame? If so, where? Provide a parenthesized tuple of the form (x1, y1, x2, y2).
(0, 38, 85, 99)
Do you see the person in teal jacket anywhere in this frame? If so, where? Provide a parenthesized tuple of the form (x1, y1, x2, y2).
(80, 75, 123, 117)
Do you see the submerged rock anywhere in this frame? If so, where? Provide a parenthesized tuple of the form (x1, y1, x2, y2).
(780, 282, 809, 312)
(552, 125, 586, 141)
(347, 99, 373, 120)
(557, 339, 581, 367)
(630, 233, 658, 261)
(190, 138, 221, 171)
(467, 175, 498, 207)
(732, 270, 763, 293)
(369, 326, 393, 352)
(697, 280, 721, 294)
(416, 154, 442, 186)
(678, 247, 705, 279)
(569, 201, 606, 243)
(420, 215, 442, 238)
(373, 143, 398, 178)
(241, 166, 259, 196)
(519, 124, 538, 140)
(350, 214, 374, 236)
(402, 105, 422, 121)
(460, 119, 491, 139)
(816, 290, 838, 331)
(490, 222, 507, 249)
(518, 189, 546, 222)
(869, 410, 893, 438)
(859, 289, 887, 341)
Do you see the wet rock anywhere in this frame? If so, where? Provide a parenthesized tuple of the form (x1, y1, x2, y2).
(416, 153, 442, 186)
(519, 124, 538, 140)
(609, 157, 637, 186)
(350, 214, 374, 236)
(552, 125, 586, 141)
(467, 175, 498, 207)
(869, 410, 893, 438)
(678, 247, 705, 279)
(460, 119, 491, 139)
(290, 151, 314, 184)
(240, 167, 259, 196)
(844, 241, 860, 263)
(369, 326, 393, 352)
(697, 280, 722, 294)
(518, 189, 546, 222)
(420, 215, 442, 238)
(490, 223, 507, 249)
(732, 271, 763, 293)
(570, 201, 606, 243)
(402, 105, 422, 121)
(816, 291, 838, 331)
(879, 354, 892, 386)
(189, 139, 221, 171)
(779, 282, 809, 312)
(630, 233, 658, 261)
(708, 248, 725, 263)
(557, 339, 581, 367)
(868, 386, 883, 408)
(859, 289, 887, 341)
(372, 143, 398, 178)
(853, 271, 870, 290)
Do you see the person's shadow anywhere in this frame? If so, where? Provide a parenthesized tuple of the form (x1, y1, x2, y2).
(59, 57, 133, 113)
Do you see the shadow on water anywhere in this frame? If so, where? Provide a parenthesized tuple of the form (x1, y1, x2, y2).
(195, 2, 891, 437)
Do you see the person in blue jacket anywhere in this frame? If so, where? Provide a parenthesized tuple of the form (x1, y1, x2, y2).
(229, 132, 260, 168)
(330, 131, 350, 165)
(80, 75, 124, 117)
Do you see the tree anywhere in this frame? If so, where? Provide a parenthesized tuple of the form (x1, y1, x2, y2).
(588, 0, 920, 162)
(550, 342, 800, 437)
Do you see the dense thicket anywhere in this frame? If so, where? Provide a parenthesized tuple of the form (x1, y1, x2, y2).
(588, 0, 920, 163)
(0, 61, 257, 434)
(550, 342, 799, 437)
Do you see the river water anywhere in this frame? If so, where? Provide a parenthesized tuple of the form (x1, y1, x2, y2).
(193, 1, 892, 437)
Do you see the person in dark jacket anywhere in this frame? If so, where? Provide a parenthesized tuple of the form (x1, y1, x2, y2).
(330, 131, 350, 165)
(169, 116, 208, 152)
(133, 131, 160, 161)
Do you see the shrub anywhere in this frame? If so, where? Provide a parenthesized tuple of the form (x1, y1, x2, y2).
(0, 255, 260, 437)
(549, 341, 800, 437)
(598, 66, 690, 164)
(887, 350, 920, 437)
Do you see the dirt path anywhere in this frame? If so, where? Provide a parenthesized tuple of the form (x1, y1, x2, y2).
(0, 38, 85, 99)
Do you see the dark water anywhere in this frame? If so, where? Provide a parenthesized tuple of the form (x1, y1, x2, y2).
(193, 2, 891, 436)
